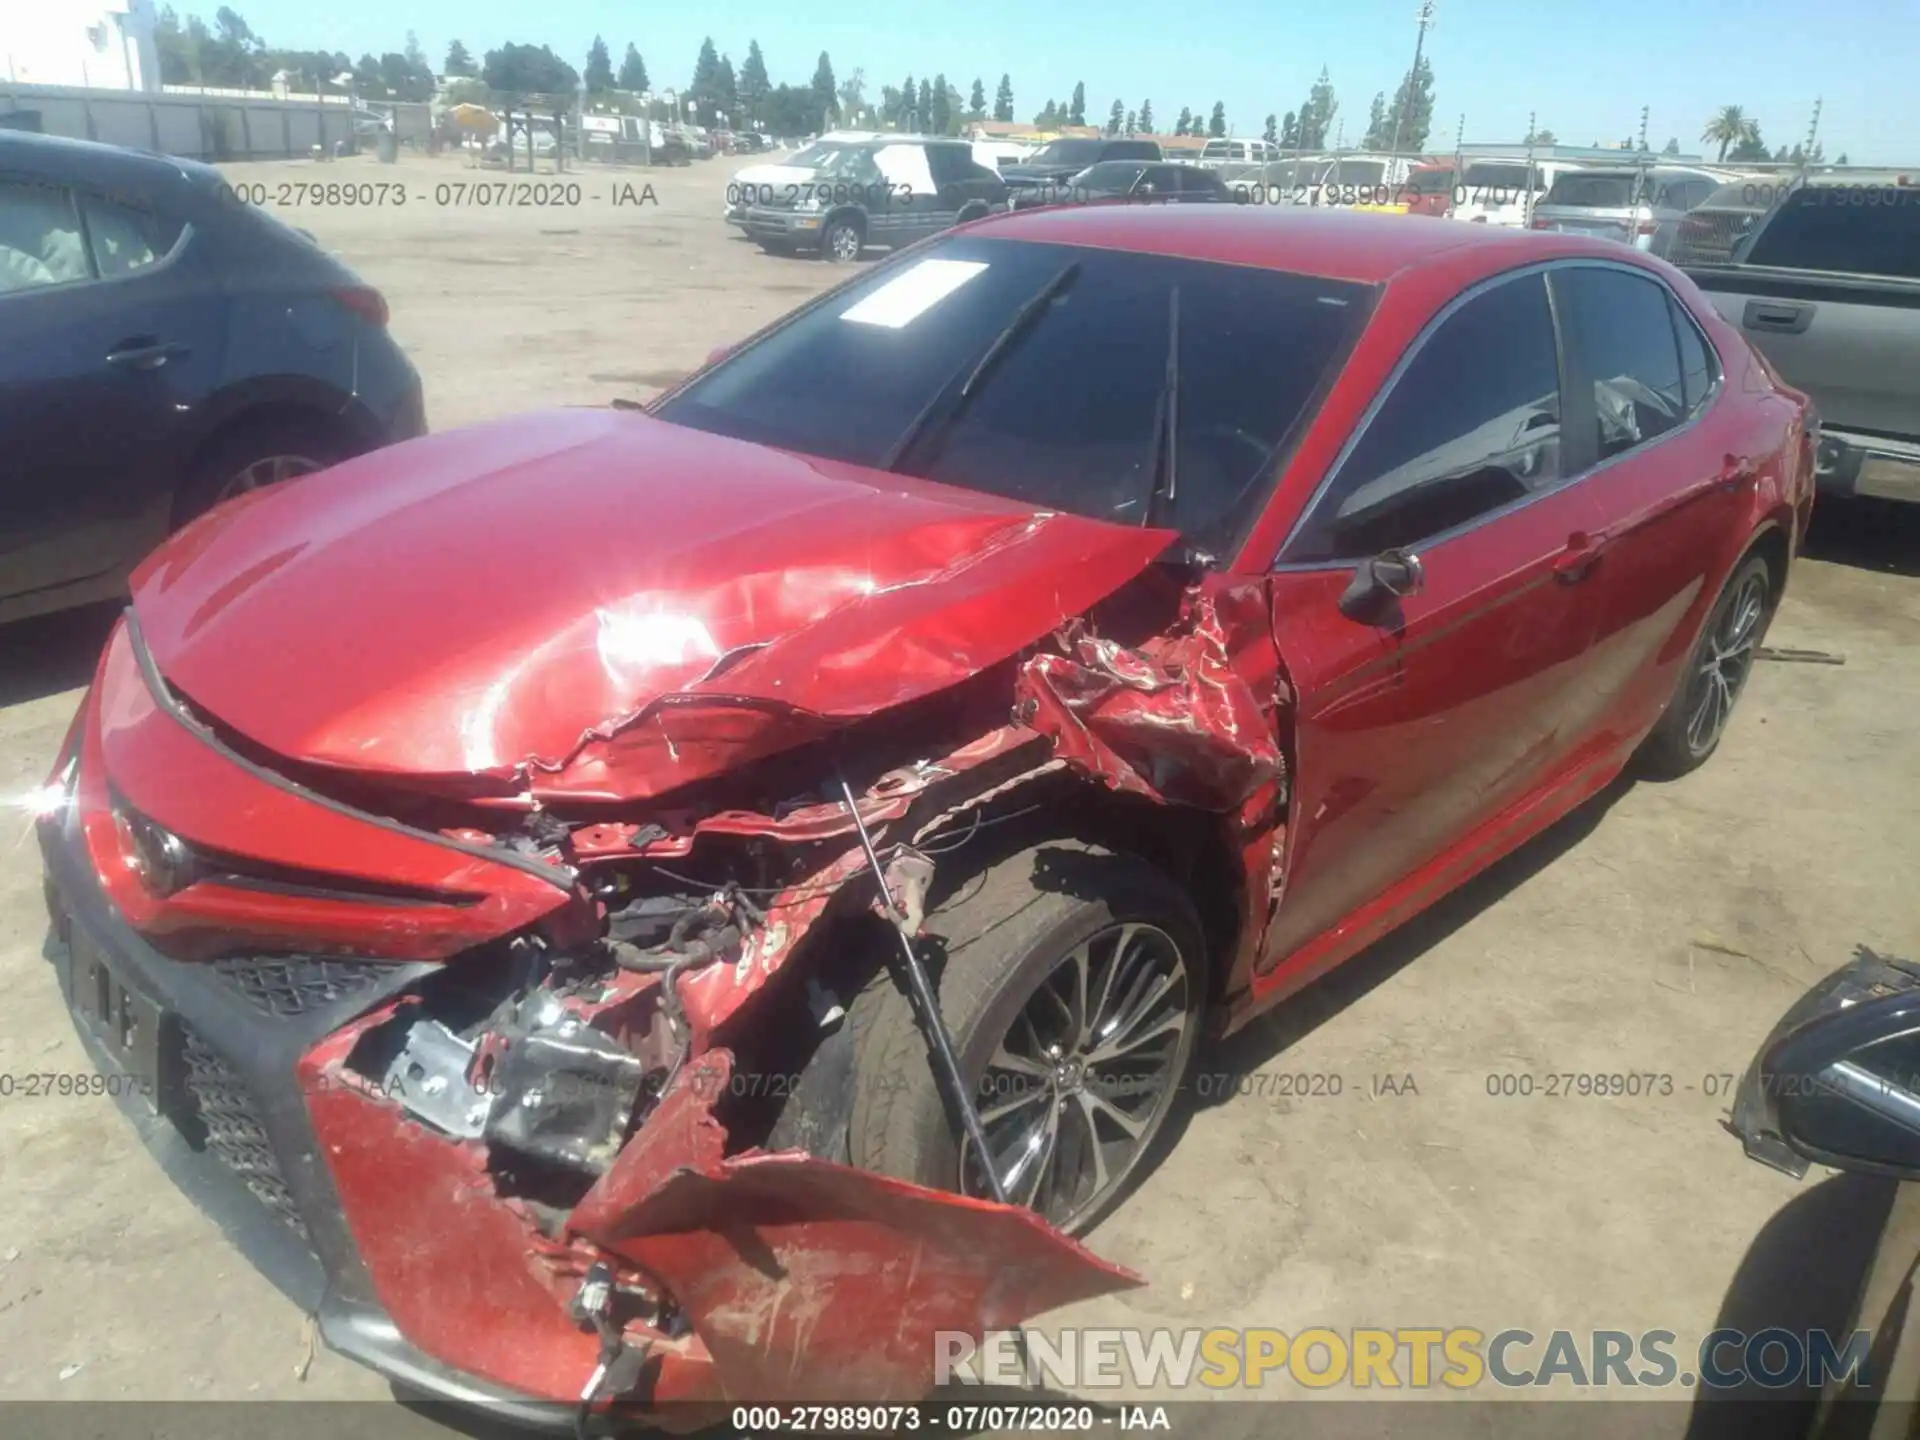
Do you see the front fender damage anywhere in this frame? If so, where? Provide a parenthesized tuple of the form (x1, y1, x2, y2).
(268, 571, 1286, 1415)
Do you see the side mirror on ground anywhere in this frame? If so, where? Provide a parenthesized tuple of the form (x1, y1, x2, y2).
(1336, 546, 1424, 622)
(1730, 947, 1920, 1181)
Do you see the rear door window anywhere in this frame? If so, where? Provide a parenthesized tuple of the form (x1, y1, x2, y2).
(0, 178, 88, 290)
(1544, 173, 1639, 208)
(1743, 189, 1920, 279)
(1670, 295, 1717, 413)
(80, 192, 182, 277)
(1550, 267, 1688, 462)
(1286, 271, 1563, 562)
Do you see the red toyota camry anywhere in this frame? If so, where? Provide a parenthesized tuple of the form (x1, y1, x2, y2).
(37, 206, 1814, 1421)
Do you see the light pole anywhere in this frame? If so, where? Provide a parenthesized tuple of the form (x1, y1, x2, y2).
(1386, 0, 1435, 163)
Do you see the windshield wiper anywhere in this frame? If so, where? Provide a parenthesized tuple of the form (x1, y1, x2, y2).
(880, 260, 1081, 473)
(1136, 285, 1181, 527)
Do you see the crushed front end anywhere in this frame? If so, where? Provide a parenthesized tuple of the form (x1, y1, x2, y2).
(37, 613, 1159, 1424)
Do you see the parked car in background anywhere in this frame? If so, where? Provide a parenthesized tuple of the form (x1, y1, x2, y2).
(1530, 164, 1734, 257)
(971, 138, 1037, 171)
(1402, 158, 1458, 217)
(998, 135, 1163, 200)
(1447, 158, 1588, 228)
(36, 205, 1812, 1422)
(1010, 159, 1234, 209)
(1198, 137, 1279, 169)
(1682, 172, 1920, 505)
(739, 136, 1008, 261)
(724, 133, 893, 227)
(1665, 178, 1774, 266)
(0, 132, 424, 625)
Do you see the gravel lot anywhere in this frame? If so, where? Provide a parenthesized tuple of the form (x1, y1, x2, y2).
(1, 151, 1916, 1432)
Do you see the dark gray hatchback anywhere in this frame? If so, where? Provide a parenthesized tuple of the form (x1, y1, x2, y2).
(0, 132, 425, 623)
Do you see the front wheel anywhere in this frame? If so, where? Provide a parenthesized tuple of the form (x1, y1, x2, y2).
(821, 216, 864, 263)
(1635, 552, 1774, 779)
(842, 842, 1205, 1234)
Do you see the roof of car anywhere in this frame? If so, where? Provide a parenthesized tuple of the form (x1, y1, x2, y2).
(966, 203, 1647, 284)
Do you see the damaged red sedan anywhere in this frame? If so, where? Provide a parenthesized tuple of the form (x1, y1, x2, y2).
(37, 206, 1814, 1424)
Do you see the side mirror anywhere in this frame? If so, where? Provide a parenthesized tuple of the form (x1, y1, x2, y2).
(1731, 947, 1920, 1181)
(1336, 547, 1424, 623)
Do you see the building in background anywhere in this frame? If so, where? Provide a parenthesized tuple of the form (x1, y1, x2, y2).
(4, 0, 161, 92)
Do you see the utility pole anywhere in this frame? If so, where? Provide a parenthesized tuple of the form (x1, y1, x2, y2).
(1523, 109, 1537, 225)
(1638, 104, 1649, 153)
(1805, 96, 1822, 170)
(1386, 0, 1435, 162)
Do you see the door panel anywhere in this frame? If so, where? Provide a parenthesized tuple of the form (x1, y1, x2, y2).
(0, 179, 218, 601)
(1261, 478, 1609, 974)
(1546, 267, 1758, 752)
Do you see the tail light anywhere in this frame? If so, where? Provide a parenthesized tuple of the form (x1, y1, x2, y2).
(1531, 218, 1551, 229)
(331, 285, 390, 327)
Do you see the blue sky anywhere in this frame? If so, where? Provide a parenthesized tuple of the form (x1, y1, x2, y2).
(218, 0, 1916, 163)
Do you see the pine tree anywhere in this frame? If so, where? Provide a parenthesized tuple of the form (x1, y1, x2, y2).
(1070, 82, 1087, 126)
(1139, 99, 1153, 133)
(617, 44, 648, 93)
(737, 41, 769, 122)
(584, 36, 613, 93)
(969, 77, 986, 119)
(1208, 102, 1227, 138)
(444, 39, 475, 77)
(1107, 99, 1124, 135)
(993, 74, 1014, 123)
(1174, 106, 1193, 136)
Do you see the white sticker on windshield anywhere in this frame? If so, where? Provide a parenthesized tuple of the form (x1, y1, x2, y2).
(839, 259, 990, 329)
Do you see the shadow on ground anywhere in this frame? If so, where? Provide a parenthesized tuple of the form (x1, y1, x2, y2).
(0, 601, 117, 710)
(1803, 496, 1920, 579)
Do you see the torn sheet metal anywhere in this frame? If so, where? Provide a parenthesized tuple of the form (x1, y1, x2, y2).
(570, 1051, 1143, 1404)
(1016, 578, 1288, 812)
(128, 408, 1176, 804)
(305, 1036, 1136, 1410)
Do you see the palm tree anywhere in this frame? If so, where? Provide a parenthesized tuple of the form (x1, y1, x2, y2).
(1701, 105, 1758, 163)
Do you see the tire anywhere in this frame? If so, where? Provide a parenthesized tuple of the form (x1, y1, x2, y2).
(173, 415, 353, 529)
(1634, 552, 1774, 780)
(840, 841, 1205, 1235)
(821, 215, 864, 263)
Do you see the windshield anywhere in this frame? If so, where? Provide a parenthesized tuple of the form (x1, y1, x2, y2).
(1071, 162, 1150, 191)
(655, 237, 1373, 558)
(1027, 139, 1105, 168)
(787, 141, 854, 168)
(1407, 167, 1455, 194)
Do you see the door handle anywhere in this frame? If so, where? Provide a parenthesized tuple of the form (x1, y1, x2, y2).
(106, 338, 189, 371)
(1717, 454, 1758, 491)
(1742, 299, 1813, 334)
(1552, 530, 1607, 584)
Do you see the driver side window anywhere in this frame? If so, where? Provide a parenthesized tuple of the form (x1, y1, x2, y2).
(1284, 270, 1563, 563)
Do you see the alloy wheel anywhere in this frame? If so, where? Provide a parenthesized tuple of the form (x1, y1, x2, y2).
(216, 453, 323, 504)
(1685, 569, 1768, 756)
(960, 921, 1194, 1230)
(828, 224, 861, 261)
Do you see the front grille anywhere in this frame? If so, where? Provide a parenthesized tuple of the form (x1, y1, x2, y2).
(210, 956, 388, 1018)
(179, 1026, 308, 1239)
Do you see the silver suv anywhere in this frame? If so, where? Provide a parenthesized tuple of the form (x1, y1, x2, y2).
(1529, 164, 1739, 257)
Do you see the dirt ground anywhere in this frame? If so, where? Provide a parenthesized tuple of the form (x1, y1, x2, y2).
(1, 151, 1916, 1431)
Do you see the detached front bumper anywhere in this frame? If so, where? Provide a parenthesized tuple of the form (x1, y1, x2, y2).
(1811, 427, 1920, 505)
(36, 618, 1139, 1423)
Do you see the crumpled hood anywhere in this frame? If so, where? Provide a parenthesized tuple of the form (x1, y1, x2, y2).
(131, 409, 1172, 801)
